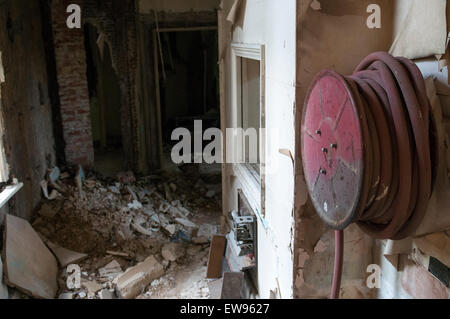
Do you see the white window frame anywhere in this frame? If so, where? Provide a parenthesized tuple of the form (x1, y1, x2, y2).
(231, 43, 266, 217)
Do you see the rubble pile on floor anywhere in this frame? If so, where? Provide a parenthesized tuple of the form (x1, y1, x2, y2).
(1, 166, 222, 299)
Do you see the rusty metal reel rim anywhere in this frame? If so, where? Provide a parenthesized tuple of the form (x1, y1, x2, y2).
(301, 70, 365, 230)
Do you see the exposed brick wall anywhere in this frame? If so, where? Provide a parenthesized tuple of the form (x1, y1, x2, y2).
(83, 0, 138, 170)
(52, 0, 94, 167)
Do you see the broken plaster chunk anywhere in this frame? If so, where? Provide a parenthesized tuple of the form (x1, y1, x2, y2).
(131, 223, 154, 237)
(98, 260, 123, 279)
(78, 291, 87, 299)
(205, 190, 216, 198)
(161, 243, 186, 262)
(162, 224, 177, 236)
(58, 292, 74, 299)
(175, 218, 199, 237)
(45, 240, 88, 268)
(128, 200, 143, 210)
(82, 281, 103, 294)
(159, 202, 170, 213)
(99, 289, 117, 300)
(116, 256, 165, 299)
(310, 0, 321, 10)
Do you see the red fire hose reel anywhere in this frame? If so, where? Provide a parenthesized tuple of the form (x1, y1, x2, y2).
(301, 52, 438, 299)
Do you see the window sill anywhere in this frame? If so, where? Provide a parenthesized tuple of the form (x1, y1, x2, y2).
(0, 183, 23, 209)
(233, 164, 263, 217)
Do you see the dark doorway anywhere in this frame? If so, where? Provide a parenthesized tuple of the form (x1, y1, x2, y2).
(84, 24, 123, 177)
(156, 29, 220, 174)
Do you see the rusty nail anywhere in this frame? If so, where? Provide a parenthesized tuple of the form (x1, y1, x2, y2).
(322, 148, 328, 153)
(320, 169, 327, 175)
(331, 143, 338, 149)
(316, 130, 322, 136)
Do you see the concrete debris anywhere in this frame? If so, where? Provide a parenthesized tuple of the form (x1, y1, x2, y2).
(116, 256, 165, 299)
(41, 180, 60, 200)
(99, 289, 117, 299)
(161, 243, 186, 262)
(176, 218, 199, 238)
(126, 186, 138, 201)
(98, 260, 123, 280)
(45, 240, 88, 268)
(58, 292, 74, 299)
(82, 281, 103, 294)
(27, 168, 221, 299)
(159, 202, 170, 213)
(128, 200, 143, 210)
(117, 171, 136, 184)
(47, 167, 61, 183)
(131, 222, 154, 237)
(162, 224, 177, 236)
(206, 190, 216, 198)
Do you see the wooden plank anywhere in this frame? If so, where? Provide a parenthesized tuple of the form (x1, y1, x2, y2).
(206, 235, 227, 279)
(153, 30, 164, 168)
(221, 272, 244, 299)
(2, 214, 58, 299)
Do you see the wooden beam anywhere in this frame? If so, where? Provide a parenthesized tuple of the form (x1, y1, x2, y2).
(153, 30, 164, 168)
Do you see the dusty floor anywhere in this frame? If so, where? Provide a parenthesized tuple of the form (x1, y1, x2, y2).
(26, 164, 222, 299)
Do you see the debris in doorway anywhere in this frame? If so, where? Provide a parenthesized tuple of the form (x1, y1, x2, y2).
(27, 167, 222, 299)
(117, 171, 136, 184)
(162, 243, 186, 262)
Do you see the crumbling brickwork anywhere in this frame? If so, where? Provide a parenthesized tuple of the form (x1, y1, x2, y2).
(51, 0, 138, 169)
(83, 0, 138, 170)
(51, 0, 94, 167)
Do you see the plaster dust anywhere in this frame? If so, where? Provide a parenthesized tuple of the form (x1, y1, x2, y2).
(26, 167, 222, 300)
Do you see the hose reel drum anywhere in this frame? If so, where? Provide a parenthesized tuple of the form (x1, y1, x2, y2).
(300, 51, 438, 298)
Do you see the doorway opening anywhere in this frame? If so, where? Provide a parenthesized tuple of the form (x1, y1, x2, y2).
(155, 28, 220, 175)
(84, 24, 123, 177)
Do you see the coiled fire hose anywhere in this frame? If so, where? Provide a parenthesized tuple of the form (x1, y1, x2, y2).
(301, 52, 437, 299)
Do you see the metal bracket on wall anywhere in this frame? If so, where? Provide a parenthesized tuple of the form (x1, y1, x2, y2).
(229, 210, 256, 256)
